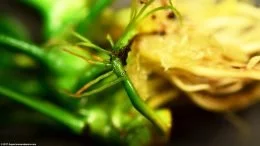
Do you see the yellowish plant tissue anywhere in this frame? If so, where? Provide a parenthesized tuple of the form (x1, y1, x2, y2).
(126, 0, 260, 111)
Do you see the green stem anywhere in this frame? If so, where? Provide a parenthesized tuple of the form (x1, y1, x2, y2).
(0, 86, 85, 134)
(111, 57, 167, 134)
(0, 35, 47, 65)
(113, 0, 181, 52)
(113, 28, 137, 52)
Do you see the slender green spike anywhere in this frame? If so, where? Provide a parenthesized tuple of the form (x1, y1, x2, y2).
(80, 77, 124, 97)
(130, 0, 138, 20)
(72, 31, 92, 43)
(77, 42, 112, 55)
(73, 32, 112, 54)
(138, 6, 172, 22)
(137, 0, 182, 25)
(0, 86, 85, 134)
(169, 0, 183, 25)
(106, 34, 114, 48)
(137, 1, 182, 26)
(76, 70, 114, 95)
(62, 48, 111, 66)
(136, 0, 156, 19)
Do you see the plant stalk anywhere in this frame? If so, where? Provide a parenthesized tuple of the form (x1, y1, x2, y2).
(0, 86, 85, 134)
